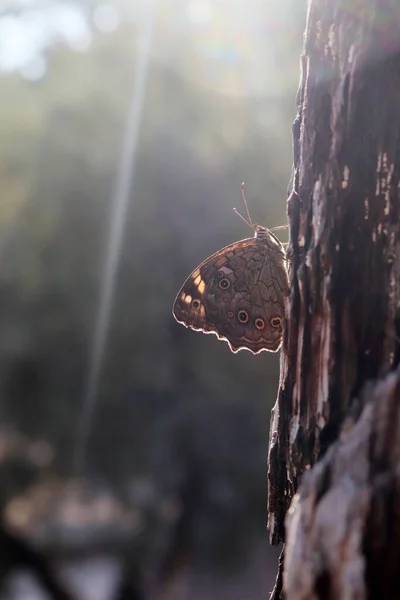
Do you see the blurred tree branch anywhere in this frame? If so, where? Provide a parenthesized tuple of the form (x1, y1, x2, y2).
(267, 0, 400, 597)
(0, 522, 76, 600)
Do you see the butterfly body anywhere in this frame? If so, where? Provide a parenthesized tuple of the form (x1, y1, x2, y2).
(173, 225, 288, 354)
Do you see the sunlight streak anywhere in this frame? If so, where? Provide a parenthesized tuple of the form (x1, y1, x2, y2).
(73, 2, 155, 477)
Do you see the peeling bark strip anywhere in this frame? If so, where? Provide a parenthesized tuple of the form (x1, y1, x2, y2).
(284, 369, 400, 599)
(267, 0, 400, 547)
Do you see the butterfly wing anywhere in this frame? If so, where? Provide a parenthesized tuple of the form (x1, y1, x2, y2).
(173, 233, 288, 354)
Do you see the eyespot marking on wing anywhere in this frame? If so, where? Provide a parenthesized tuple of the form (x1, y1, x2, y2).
(271, 317, 282, 327)
(255, 318, 265, 330)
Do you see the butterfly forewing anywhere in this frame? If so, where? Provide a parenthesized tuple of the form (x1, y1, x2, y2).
(173, 228, 289, 354)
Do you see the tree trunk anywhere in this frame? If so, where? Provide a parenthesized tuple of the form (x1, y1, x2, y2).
(267, 0, 400, 597)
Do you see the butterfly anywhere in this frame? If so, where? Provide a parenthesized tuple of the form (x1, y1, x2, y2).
(172, 186, 289, 354)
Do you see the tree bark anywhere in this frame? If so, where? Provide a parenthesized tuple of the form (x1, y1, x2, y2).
(284, 371, 400, 599)
(267, 0, 400, 597)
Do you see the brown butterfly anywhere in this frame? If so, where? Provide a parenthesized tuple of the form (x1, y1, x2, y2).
(172, 186, 289, 354)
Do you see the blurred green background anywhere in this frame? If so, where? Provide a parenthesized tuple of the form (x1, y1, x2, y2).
(0, 1, 305, 598)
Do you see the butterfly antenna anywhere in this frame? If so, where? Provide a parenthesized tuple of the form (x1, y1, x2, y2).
(232, 182, 255, 230)
(233, 207, 252, 227)
(241, 182, 254, 227)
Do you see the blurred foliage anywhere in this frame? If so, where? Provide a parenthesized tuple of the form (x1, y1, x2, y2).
(0, 0, 306, 588)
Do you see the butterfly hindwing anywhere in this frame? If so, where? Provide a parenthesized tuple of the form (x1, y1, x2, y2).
(173, 229, 288, 354)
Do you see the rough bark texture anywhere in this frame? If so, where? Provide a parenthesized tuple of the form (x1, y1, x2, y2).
(284, 370, 400, 599)
(267, 0, 400, 597)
